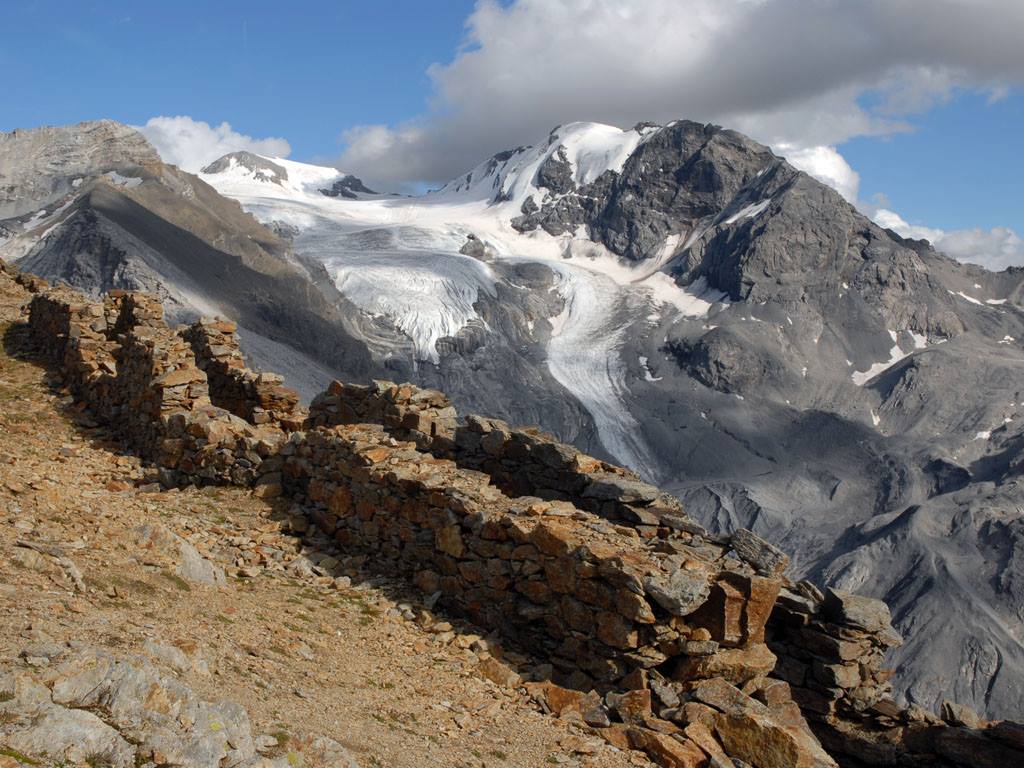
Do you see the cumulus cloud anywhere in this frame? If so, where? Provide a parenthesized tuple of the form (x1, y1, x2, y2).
(338, 0, 1024, 193)
(137, 116, 291, 173)
(871, 208, 1024, 271)
(777, 145, 861, 203)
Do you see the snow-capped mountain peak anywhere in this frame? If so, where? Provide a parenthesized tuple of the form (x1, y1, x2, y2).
(434, 121, 658, 205)
(199, 152, 382, 202)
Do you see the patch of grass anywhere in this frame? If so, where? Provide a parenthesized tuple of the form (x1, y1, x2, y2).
(215, 613, 234, 625)
(0, 747, 41, 766)
(85, 752, 114, 768)
(160, 570, 192, 592)
(267, 645, 287, 657)
(271, 730, 291, 748)
(490, 750, 508, 760)
(105, 574, 157, 597)
(0, 690, 14, 702)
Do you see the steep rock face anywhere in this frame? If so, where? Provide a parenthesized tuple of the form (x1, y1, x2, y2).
(511, 121, 781, 262)
(592, 122, 780, 262)
(0, 119, 159, 218)
(319, 174, 377, 198)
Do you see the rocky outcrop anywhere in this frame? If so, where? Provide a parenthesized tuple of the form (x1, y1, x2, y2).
(0, 640, 357, 767)
(510, 121, 780, 262)
(319, 175, 378, 199)
(200, 150, 288, 183)
(0, 119, 159, 219)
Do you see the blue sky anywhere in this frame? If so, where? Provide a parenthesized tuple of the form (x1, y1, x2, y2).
(1, 1, 476, 156)
(843, 90, 1023, 233)
(3, 1, 1022, 264)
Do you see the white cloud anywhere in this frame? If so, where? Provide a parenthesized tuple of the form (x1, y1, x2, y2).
(137, 116, 291, 173)
(338, 0, 1024, 191)
(870, 209, 945, 243)
(778, 145, 860, 203)
(871, 208, 1024, 270)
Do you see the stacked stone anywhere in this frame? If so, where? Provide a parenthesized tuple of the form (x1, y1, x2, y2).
(311, 384, 690, 531)
(285, 424, 777, 680)
(27, 288, 119, 403)
(0, 254, 40, 288)
(441, 414, 688, 530)
(26, 285, 285, 490)
(283, 422, 836, 766)
(181, 318, 306, 430)
(12, 265, 49, 292)
(158, 406, 287, 490)
(765, 585, 1024, 767)
(108, 304, 212, 458)
(767, 584, 902, 721)
(307, 378, 457, 443)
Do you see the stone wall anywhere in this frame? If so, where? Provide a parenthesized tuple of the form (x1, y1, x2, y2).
(285, 423, 783, 685)
(25, 285, 285, 491)
(182, 317, 306, 430)
(766, 583, 1023, 767)
(309, 379, 690, 529)
(282, 421, 837, 766)
(768, 584, 902, 721)
(308, 378, 457, 441)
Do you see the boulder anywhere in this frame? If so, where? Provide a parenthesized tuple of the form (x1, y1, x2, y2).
(644, 569, 711, 617)
(821, 588, 893, 634)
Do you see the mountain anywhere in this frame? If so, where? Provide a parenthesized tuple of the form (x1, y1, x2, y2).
(3, 118, 1023, 719)
(0, 120, 384, 397)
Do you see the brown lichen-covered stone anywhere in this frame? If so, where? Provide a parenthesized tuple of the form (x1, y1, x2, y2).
(714, 709, 837, 768)
(627, 728, 708, 768)
(435, 525, 465, 558)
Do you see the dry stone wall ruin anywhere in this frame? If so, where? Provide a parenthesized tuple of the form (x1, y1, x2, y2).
(182, 317, 306, 430)
(5, 257, 1021, 768)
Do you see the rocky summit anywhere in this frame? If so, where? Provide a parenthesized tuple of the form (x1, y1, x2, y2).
(2, 232, 1023, 767)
